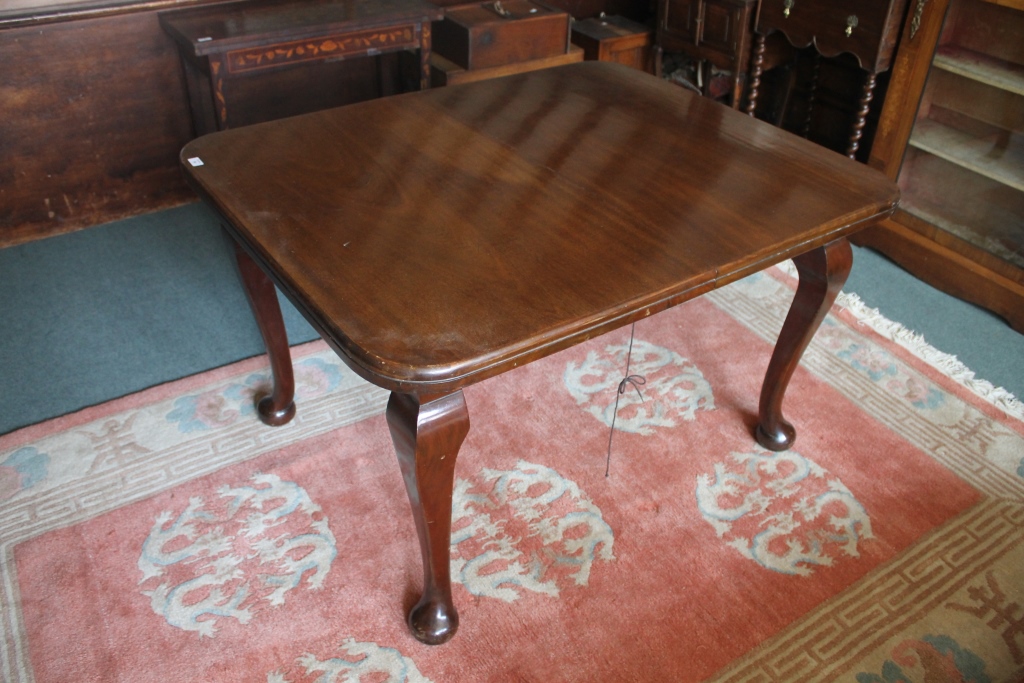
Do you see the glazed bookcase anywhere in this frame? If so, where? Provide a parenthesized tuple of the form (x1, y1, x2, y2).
(858, 0, 1024, 331)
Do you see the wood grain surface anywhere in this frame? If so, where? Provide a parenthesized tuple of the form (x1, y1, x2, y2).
(183, 61, 899, 393)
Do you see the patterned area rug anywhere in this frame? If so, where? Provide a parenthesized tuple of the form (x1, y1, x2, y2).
(2, 265, 1022, 683)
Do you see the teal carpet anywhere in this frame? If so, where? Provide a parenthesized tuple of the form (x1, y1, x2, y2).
(1, 202, 1021, 436)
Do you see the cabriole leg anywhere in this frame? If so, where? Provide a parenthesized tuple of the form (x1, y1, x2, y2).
(233, 240, 296, 426)
(387, 390, 470, 645)
(757, 238, 852, 451)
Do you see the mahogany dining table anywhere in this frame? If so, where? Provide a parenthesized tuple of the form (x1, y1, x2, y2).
(179, 61, 899, 645)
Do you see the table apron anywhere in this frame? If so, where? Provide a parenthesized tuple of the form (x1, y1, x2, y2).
(225, 25, 421, 74)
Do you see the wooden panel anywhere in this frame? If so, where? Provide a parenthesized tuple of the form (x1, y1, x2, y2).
(0, 10, 196, 246)
(701, 0, 740, 52)
(945, 0, 1024, 63)
(0, 0, 207, 26)
(215, 54, 399, 128)
(928, 71, 1024, 132)
(0, 2, 398, 247)
(662, 0, 700, 42)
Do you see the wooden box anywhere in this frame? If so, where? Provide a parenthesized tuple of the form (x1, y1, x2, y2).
(571, 15, 652, 72)
(432, 0, 570, 70)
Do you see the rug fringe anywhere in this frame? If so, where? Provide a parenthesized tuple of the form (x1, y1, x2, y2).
(773, 260, 1023, 422)
(837, 290, 1024, 422)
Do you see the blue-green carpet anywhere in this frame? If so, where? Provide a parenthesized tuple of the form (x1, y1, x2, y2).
(0, 202, 1021, 436)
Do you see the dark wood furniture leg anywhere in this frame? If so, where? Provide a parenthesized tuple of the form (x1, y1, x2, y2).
(846, 71, 877, 159)
(233, 240, 297, 426)
(756, 238, 852, 451)
(803, 52, 821, 138)
(419, 23, 432, 90)
(387, 390, 470, 645)
(729, 57, 745, 110)
(745, 33, 766, 116)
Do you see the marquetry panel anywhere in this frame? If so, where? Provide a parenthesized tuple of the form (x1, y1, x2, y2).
(226, 25, 418, 74)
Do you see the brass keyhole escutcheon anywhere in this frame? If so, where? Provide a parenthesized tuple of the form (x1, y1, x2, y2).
(783, 0, 794, 18)
(845, 15, 858, 36)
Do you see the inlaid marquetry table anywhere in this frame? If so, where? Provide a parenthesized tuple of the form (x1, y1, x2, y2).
(180, 61, 899, 645)
(161, 0, 442, 135)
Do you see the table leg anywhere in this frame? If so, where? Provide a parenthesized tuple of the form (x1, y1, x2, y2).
(756, 238, 852, 451)
(846, 71, 877, 159)
(233, 240, 296, 426)
(745, 33, 766, 116)
(387, 390, 470, 645)
(419, 22, 433, 90)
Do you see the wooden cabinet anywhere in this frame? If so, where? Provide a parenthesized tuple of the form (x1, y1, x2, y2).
(858, 0, 1024, 331)
(654, 0, 758, 108)
(571, 14, 653, 72)
(746, 0, 909, 158)
(755, 0, 907, 73)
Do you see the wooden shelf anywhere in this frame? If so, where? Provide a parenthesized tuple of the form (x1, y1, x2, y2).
(909, 118, 1024, 192)
(934, 46, 1024, 96)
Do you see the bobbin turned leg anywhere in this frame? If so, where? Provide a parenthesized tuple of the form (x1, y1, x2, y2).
(745, 33, 766, 116)
(846, 71, 877, 159)
(387, 390, 470, 645)
(233, 241, 296, 426)
(756, 238, 852, 451)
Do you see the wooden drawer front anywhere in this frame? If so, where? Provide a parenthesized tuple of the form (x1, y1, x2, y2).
(757, 0, 900, 70)
(432, 0, 569, 70)
(607, 43, 651, 70)
(661, 0, 701, 44)
(571, 15, 652, 70)
(700, 0, 742, 53)
(225, 25, 418, 74)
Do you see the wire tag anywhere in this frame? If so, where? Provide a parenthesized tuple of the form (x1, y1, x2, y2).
(605, 323, 645, 477)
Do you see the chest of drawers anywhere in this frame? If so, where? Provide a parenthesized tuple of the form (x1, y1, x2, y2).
(655, 0, 758, 108)
(745, 0, 910, 158)
(756, 0, 907, 73)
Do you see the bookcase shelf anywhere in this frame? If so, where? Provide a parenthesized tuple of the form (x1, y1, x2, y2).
(909, 119, 1024, 192)
(934, 46, 1024, 96)
(859, 0, 1024, 332)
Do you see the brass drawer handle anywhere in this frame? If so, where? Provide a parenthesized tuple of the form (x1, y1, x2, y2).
(845, 14, 858, 36)
(783, 0, 794, 18)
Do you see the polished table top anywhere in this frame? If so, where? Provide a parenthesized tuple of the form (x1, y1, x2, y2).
(182, 61, 899, 395)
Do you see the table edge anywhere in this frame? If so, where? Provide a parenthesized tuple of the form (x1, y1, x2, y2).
(208, 191, 896, 396)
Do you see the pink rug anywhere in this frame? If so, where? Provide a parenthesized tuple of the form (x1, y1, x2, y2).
(2, 265, 1022, 682)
